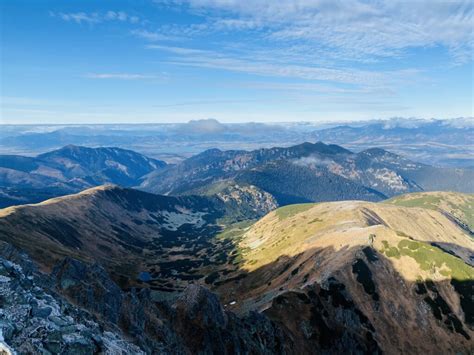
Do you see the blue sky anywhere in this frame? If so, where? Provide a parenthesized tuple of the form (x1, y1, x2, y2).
(1, 0, 473, 124)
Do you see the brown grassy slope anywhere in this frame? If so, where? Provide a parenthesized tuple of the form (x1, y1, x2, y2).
(238, 198, 473, 272)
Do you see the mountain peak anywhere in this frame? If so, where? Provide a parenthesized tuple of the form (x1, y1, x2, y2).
(360, 147, 389, 156)
(284, 141, 352, 156)
(312, 141, 352, 154)
(77, 183, 121, 194)
(29, 184, 121, 206)
(201, 148, 223, 155)
(0, 184, 120, 218)
(39, 144, 92, 158)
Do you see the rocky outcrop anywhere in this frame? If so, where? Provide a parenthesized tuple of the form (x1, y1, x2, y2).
(52, 258, 123, 324)
(51, 258, 290, 354)
(216, 183, 279, 218)
(0, 256, 143, 354)
(51, 257, 180, 353)
(175, 284, 228, 329)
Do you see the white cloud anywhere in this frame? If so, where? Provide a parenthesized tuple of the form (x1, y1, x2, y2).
(55, 12, 101, 24)
(147, 44, 211, 55)
(241, 82, 396, 96)
(292, 155, 334, 168)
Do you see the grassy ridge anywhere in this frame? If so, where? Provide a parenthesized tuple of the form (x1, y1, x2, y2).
(380, 239, 474, 281)
(274, 203, 315, 221)
(386, 195, 442, 209)
(386, 192, 474, 231)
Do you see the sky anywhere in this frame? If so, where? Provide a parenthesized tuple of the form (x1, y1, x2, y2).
(1, 0, 473, 124)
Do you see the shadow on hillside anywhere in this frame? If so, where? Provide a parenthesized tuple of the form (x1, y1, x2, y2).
(427, 240, 474, 266)
(207, 241, 474, 354)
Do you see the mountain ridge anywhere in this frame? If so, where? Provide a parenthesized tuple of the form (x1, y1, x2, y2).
(139, 141, 474, 203)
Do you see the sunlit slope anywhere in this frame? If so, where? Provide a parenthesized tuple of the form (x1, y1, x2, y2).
(226, 191, 474, 353)
(385, 191, 474, 232)
(240, 193, 474, 275)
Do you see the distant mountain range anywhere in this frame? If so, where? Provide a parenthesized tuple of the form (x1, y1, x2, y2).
(140, 141, 474, 205)
(1, 141, 473, 209)
(312, 118, 474, 168)
(1, 118, 472, 167)
(0, 145, 166, 207)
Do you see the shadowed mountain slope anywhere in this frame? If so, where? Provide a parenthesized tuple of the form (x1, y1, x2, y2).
(0, 186, 223, 286)
(37, 144, 166, 184)
(140, 142, 350, 194)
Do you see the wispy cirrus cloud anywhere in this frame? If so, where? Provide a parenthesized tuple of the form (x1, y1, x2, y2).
(149, 44, 421, 88)
(50, 11, 140, 25)
(240, 82, 396, 96)
(152, 99, 257, 107)
(147, 44, 211, 55)
(33, 0, 471, 122)
(152, 0, 474, 65)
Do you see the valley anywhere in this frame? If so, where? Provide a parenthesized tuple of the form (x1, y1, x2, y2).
(0, 182, 472, 353)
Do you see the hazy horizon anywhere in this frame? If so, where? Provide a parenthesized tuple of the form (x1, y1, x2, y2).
(0, 116, 473, 127)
